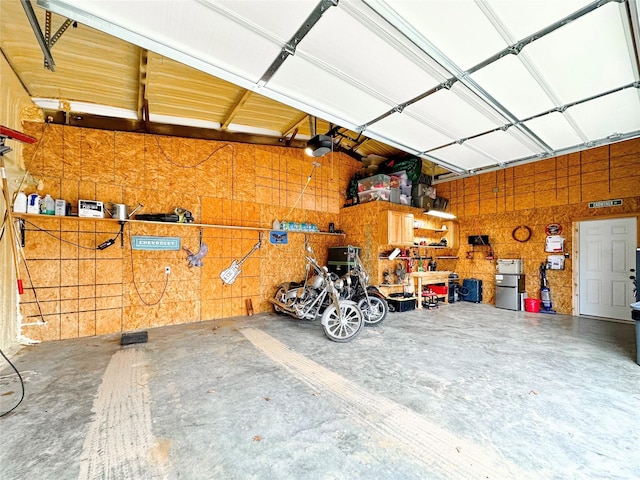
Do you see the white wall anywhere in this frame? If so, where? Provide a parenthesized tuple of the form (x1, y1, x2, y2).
(0, 54, 42, 351)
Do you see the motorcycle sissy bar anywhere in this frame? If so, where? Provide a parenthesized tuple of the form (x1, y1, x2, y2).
(299, 236, 316, 299)
(348, 245, 373, 311)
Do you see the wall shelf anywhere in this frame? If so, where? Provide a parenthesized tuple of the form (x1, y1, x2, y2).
(13, 213, 344, 236)
(379, 256, 433, 260)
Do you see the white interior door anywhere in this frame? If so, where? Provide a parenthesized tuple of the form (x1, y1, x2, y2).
(579, 217, 637, 320)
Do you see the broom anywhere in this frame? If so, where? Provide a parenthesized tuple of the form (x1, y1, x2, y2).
(0, 126, 37, 294)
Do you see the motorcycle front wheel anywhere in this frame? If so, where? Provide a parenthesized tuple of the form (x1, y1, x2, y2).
(321, 300, 363, 343)
(357, 295, 388, 326)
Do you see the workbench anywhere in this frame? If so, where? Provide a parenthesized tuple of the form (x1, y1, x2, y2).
(409, 271, 452, 309)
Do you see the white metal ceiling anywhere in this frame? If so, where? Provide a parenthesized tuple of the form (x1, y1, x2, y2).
(35, 0, 640, 177)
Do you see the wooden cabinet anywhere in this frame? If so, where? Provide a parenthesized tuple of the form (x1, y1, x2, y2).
(380, 210, 414, 245)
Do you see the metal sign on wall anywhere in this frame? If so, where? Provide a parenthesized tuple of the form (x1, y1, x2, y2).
(132, 236, 181, 250)
(588, 199, 623, 209)
(269, 231, 288, 245)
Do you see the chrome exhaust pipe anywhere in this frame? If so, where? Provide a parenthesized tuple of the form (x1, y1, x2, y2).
(269, 297, 295, 313)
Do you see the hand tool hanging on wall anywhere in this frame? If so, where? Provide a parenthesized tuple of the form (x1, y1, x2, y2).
(220, 233, 263, 285)
(184, 228, 208, 267)
(0, 126, 37, 294)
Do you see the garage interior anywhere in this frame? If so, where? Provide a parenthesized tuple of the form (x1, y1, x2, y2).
(1, 1, 639, 478)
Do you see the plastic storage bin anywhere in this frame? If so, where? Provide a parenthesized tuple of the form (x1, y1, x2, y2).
(358, 188, 390, 203)
(428, 284, 448, 295)
(387, 293, 416, 312)
(358, 174, 390, 192)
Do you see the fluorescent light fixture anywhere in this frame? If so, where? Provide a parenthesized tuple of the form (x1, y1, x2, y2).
(388, 248, 401, 260)
(424, 209, 456, 219)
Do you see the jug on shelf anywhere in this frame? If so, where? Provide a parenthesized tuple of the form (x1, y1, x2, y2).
(26, 193, 41, 214)
(105, 203, 144, 221)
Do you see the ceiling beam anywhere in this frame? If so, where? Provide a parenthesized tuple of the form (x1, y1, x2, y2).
(220, 89, 253, 130)
(136, 49, 148, 122)
(42, 110, 309, 148)
(282, 113, 309, 137)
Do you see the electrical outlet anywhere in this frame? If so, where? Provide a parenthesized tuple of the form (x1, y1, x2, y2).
(165, 266, 171, 275)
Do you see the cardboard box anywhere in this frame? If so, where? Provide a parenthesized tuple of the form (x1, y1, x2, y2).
(78, 200, 104, 218)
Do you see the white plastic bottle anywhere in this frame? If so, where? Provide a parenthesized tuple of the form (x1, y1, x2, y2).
(13, 191, 27, 213)
(42, 194, 55, 215)
(26, 194, 41, 214)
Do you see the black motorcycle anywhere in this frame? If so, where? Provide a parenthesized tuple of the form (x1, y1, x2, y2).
(337, 246, 388, 326)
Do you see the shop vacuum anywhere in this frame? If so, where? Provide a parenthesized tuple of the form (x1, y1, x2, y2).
(539, 263, 556, 314)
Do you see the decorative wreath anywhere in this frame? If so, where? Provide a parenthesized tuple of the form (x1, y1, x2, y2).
(512, 225, 532, 243)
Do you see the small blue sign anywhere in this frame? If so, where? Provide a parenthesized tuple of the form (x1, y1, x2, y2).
(270, 230, 288, 245)
(132, 236, 181, 251)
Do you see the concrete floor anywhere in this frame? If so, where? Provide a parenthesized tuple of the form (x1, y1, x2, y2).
(1, 302, 639, 480)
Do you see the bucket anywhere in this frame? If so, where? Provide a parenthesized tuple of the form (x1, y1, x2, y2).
(524, 298, 541, 313)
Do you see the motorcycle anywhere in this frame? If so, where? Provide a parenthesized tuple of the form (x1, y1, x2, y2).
(336, 246, 388, 326)
(269, 245, 364, 342)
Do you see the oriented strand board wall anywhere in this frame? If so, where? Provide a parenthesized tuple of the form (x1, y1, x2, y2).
(436, 141, 640, 313)
(18, 122, 359, 342)
(339, 202, 457, 290)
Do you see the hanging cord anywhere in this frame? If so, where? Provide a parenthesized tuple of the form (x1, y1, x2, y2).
(0, 348, 24, 417)
(153, 136, 235, 196)
(282, 161, 320, 223)
(127, 223, 168, 306)
(21, 219, 122, 250)
(153, 135, 234, 169)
